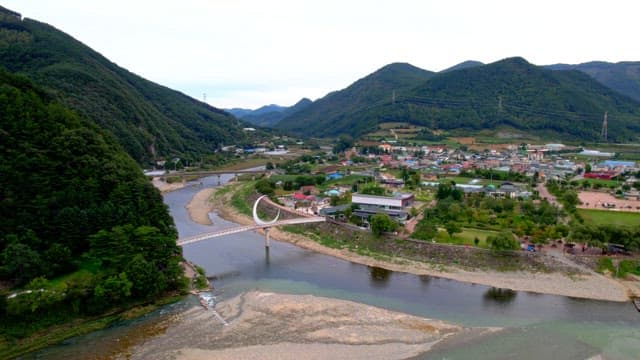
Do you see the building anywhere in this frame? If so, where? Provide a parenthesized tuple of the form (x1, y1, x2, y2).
(351, 193, 414, 223)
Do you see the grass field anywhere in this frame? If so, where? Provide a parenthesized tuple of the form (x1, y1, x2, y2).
(575, 178, 620, 188)
(577, 209, 640, 227)
(434, 227, 498, 248)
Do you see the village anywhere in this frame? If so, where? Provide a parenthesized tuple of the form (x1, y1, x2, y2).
(266, 140, 640, 227)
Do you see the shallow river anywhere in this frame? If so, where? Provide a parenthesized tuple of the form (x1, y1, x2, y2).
(31, 174, 640, 359)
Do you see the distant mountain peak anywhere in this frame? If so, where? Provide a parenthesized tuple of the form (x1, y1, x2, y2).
(0, 5, 21, 19)
(441, 60, 484, 73)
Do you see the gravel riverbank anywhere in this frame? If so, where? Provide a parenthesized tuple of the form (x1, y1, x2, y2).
(129, 291, 495, 360)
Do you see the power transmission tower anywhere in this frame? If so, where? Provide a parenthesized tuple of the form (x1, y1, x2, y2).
(601, 111, 608, 141)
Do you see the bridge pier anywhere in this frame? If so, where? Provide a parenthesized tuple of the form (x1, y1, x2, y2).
(264, 227, 271, 248)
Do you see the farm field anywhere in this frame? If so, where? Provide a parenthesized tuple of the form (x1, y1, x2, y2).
(577, 208, 640, 227)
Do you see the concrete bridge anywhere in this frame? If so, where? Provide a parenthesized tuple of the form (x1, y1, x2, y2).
(177, 195, 325, 248)
(153, 169, 272, 185)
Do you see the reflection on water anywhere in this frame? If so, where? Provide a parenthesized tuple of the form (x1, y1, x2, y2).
(369, 266, 391, 287)
(483, 287, 517, 304)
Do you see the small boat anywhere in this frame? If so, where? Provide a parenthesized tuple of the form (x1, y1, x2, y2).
(633, 299, 640, 312)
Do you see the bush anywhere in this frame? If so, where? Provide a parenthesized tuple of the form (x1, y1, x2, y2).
(370, 214, 398, 236)
(487, 231, 519, 251)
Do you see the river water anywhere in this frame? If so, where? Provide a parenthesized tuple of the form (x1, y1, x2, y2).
(31, 174, 640, 359)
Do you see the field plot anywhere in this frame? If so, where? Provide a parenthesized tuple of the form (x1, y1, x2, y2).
(578, 191, 640, 212)
(577, 209, 640, 227)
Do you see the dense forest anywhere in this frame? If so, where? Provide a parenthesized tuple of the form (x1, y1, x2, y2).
(277, 58, 640, 142)
(0, 69, 185, 338)
(277, 62, 435, 135)
(546, 61, 640, 102)
(0, 7, 255, 164)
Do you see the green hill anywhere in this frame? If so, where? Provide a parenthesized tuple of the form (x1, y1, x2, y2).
(0, 68, 185, 342)
(0, 7, 250, 164)
(278, 58, 640, 141)
(546, 61, 640, 102)
(276, 62, 435, 136)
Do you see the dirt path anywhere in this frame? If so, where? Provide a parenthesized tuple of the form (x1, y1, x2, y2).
(537, 182, 559, 206)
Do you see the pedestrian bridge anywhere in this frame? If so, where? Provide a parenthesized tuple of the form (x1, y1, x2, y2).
(177, 195, 326, 247)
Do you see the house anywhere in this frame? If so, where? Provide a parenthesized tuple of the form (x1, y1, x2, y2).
(486, 182, 520, 198)
(378, 143, 392, 153)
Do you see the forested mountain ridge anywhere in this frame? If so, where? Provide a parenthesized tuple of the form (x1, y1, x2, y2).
(277, 57, 640, 141)
(546, 61, 640, 102)
(229, 98, 313, 127)
(0, 8, 250, 164)
(276, 62, 435, 135)
(0, 69, 185, 338)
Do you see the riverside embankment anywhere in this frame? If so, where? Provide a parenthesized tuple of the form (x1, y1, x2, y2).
(187, 184, 629, 302)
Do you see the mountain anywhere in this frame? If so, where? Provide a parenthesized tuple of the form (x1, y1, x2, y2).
(228, 98, 312, 127)
(546, 61, 640, 102)
(0, 7, 252, 164)
(441, 60, 484, 73)
(277, 57, 640, 142)
(276, 63, 435, 136)
(0, 68, 184, 337)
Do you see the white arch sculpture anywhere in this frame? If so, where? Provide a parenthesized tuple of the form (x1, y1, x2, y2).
(252, 195, 280, 225)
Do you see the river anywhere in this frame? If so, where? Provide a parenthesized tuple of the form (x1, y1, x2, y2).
(30, 174, 640, 359)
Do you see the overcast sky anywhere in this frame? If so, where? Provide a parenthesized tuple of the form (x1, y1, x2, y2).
(4, 1, 639, 109)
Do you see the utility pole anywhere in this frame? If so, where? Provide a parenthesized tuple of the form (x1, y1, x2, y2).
(392, 90, 396, 105)
(498, 96, 503, 113)
(601, 111, 608, 141)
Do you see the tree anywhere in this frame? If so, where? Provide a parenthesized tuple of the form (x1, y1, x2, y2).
(333, 134, 354, 154)
(265, 161, 274, 170)
(370, 213, 398, 236)
(126, 254, 165, 299)
(360, 184, 386, 196)
(487, 231, 519, 251)
(412, 219, 437, 240)
(1, 243, 43, 286)
(255, 179, 275, 196)
(93, 272, 132, 305)
(444, 222, 461, 238)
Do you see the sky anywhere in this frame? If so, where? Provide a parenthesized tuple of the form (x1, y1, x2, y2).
(4, 1, 640, 109)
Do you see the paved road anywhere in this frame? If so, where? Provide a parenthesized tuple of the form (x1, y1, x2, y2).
(537, 182, 560, 206)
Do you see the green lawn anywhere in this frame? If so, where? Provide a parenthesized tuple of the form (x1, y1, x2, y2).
(577, 209, 640, 227)
(577, 178, 620, 188)
(435, 227, 498, 248)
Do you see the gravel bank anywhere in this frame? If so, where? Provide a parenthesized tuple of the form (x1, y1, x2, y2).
(129, 291, 492, 360)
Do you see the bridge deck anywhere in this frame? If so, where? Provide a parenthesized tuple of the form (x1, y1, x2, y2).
(177, 216, 325, 246)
